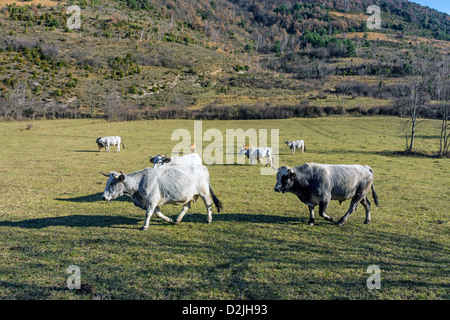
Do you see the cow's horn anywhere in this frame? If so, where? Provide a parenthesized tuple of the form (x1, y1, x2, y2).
(100, 171, 109, 177)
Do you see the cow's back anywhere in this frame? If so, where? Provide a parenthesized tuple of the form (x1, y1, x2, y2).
(154, 165, 210, 202)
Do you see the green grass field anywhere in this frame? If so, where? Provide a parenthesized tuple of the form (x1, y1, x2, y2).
(0, 117, 448, 299)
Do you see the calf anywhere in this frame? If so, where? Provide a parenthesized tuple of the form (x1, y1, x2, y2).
(274, 163, 378, 225)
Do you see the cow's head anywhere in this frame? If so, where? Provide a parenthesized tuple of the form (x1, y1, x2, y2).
(96, 137, 105, 145)
(285, 141, 292, 147)
(274, 166, 296, 193)
(149, 154, 170, 168)
(101, 171, 126, 201)
(238, 147, 249, 157)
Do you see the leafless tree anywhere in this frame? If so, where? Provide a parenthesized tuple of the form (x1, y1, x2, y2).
(435, 57, 450, 157)
(104, 86, 123, 122)
(395, 60, 434, 152)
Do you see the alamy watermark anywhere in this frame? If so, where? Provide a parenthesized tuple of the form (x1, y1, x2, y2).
(170, 121, 279, 175)
(367, 5, 381, 30)
(67, 265, 81, 290)
(366, 265, 381, 289)
(66, 5, 81, 30)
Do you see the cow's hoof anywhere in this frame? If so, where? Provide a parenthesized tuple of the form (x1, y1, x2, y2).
(307, 222, 314, 226)
(336, 219, 345, 226)
(140, 227, 148, 231)
(172, 221, 179, 225)
(364, 220, 371, 224)
(328, 217, 335, 222)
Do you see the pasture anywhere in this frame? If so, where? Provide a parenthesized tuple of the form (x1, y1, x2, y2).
(0, 117, 448, 299)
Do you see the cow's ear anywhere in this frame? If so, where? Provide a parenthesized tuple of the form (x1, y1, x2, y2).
(164, 158, 171, 163)
(118, 174, 125, 183)
(149, 156, 154, 163)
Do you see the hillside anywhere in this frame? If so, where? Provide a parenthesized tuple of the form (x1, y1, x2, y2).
(0, 0, 448, 120)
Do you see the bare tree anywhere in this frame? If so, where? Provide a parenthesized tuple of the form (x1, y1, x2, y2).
(395, 60, 434, 152)
(436, 57, 450, 157)
(104, 86, 122, 122)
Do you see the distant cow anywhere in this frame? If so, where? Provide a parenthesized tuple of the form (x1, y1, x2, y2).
(101, 165, 222, 230)
(96, 136, 124, 152)
(238, 146, 273, 166)
(274, 163, 378, 225)
(285, 140, 305, 155)
(149, 153, 202, 168)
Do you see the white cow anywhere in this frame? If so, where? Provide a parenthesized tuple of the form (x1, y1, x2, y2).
(285, 140, 306, 155)
(149, 153, 202, 168)
(96, 136, 124, 152)
(238, 146, 273, 166)
(101, 165, 222, 230)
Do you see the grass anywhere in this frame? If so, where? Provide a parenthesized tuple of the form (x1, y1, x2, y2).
(0, 116, 448, 299)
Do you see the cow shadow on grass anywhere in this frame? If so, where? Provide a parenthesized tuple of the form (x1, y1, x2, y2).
(178, 213, 301, 224)
(0, 215, 140, 229)
(55, 193, 131, 203)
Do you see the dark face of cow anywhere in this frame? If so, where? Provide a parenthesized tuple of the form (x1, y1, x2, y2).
(102, 171, 125, 201)
(274, 166, 296, 193)
(150, 154, 170, 168)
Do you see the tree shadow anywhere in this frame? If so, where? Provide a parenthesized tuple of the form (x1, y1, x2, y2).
(0, 215, 140, 229)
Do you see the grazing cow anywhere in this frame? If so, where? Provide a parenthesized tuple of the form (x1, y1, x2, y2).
(96, 136, 124, 152)
(101, 165, 223, 230)
(285, 140, 306, 155)
(238, 146, 273, 166)
(149, 153, 202, 168)
(274, 163, 378, 225)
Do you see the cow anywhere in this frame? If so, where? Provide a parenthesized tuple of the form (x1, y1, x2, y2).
(285, 140, 306, 155)
(101, 165, 223, 230)
(149, 153, 202, 168)
(96, 136, 124, 152)
(274, 163, 378, 226)
(238, 146, 273, 166)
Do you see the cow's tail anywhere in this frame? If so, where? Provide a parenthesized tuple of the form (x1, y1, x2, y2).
(367, 166, 378, 206)
(122, 142, 125, 149)
(371, 184, 379, 207)
(209, 185, 223, 213)
(303, 143, 306, 152)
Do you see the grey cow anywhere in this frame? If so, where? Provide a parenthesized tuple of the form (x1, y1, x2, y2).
(101, 165, 222, 230)
(285, 140, 305, 155)
(274, 163, 378, 225)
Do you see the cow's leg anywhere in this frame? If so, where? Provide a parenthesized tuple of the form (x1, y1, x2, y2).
(319, 201, 334, 222)
(141, 203, 157, 230)
(337, 198, 361, 225)
(116, 143, 120, 152)
(106, 145, 110, 152)
(361, 197, 371, 224)
(154, 206, 174, 224)
(307, 206, 315, 225)
(174, 203, 191, 224)
(200, 195, 213, 223)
